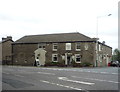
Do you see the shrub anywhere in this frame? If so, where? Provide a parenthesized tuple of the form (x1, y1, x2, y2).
(44, 61, 61, 66)
(71, 60, 93, 67)
(81, 62, 93, 67)
(71, 60, 82, 67)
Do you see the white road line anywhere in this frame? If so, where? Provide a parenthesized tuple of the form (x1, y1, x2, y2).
(14, 74, 24, 77)
(100, 72, 108, 74)
(37, 72, 55, 75)
(58, 77, 95, 85)
(71, 76, 119, 84)
(111, 73, 118, 75)
(40, 68, 118, 75)
(40, 80, 50, 83)
(40, 80, 82, 90)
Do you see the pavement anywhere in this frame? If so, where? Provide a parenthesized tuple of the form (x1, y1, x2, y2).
(2, 65, 120, 91)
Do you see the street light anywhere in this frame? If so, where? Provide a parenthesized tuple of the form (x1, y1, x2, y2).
(95, 14, 112, 67)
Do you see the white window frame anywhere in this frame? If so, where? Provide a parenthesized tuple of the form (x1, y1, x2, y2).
(76, 43, 81, 51)
(66, 43, 71, 50)
(75, 54, 81, 63)
(85, 43, 88, 50)
(99, 44, 102, 51)
(52, 54, 58, 62)
(99, 54, 102, 62)
(53, 43, 58, 51)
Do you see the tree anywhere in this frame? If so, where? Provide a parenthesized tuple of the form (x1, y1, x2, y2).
(112, 48, 120, 63)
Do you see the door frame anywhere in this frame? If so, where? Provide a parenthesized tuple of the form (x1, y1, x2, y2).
(65, 53, 72, 65)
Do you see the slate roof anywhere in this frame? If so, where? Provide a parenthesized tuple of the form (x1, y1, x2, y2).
(14, 32, 95, 43)
(0, 39, 13, 44)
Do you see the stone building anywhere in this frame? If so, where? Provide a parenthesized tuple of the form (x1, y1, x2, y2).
(12, 32, 112, 67)
(0, 36, 13, 65)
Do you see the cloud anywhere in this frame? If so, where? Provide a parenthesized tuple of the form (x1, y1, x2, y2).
(0, 0, 119, 50)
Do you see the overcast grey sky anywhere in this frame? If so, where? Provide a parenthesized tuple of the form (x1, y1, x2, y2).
(0, 0, 119, 50)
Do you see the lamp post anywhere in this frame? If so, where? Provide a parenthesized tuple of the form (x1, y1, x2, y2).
(95, 14, 112, 67)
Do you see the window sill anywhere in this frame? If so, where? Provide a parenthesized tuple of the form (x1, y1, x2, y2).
(76, 49, 81, 51)
(75, 61, 81, 63)
(53, 49, 57, 51)
(52, 61, 58, 62)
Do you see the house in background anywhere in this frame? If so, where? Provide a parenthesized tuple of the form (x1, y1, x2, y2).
(0, 36, 14, 65)
(12, 32, 112, 67)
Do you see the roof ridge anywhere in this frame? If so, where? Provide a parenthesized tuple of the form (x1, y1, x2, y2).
(77, 32, 92, 39)
(14, 32, 93, 43)
(24, 32, 80, 37)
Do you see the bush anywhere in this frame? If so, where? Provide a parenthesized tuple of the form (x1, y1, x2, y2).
(71, 60, 93, 67)
(44, 61, 93, 67)
(71, 60, 82, 67)
(81, 62, 93, 67)
(44, 62, 57, 66)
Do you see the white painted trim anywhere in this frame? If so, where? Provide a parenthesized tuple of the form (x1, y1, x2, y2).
(75, 54, 81, 63)
(66, 43, 71, 50)
(52, 54, 58, 62)
(53, 43, 58, 51)
(65, 53, 67, 65)
(75, 43, 81, 51)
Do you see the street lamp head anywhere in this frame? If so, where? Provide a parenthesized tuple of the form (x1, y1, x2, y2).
(108, 14, 112, 16)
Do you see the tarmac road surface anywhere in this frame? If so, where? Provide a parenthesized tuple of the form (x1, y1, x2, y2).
(2, 66, 119, 91)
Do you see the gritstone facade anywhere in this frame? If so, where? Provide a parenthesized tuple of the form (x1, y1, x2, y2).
(0, 36, 13, 65)
(12, 32, 112, 67)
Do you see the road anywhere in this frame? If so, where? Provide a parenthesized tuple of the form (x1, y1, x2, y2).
(2, 66, 119, 91)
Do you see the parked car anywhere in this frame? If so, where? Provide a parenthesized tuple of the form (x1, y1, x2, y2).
(110, 61, 120, 67)
(108, 62, 111, 66)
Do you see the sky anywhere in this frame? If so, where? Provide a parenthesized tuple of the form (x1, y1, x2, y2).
(0, 0, 119, 51)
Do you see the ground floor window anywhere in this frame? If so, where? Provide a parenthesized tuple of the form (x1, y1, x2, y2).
(52, 54, 58, 62)
(75, 54, 81, 63)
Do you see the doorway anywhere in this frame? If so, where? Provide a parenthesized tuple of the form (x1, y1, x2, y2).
(65, 53, 72, 66)
(67, 56, 71, 65)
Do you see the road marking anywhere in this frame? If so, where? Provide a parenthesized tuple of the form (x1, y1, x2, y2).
(71, 76, 119, 84)
(40, 80, 82, 90)
(37, 72, 55, 75)
(40, 80, 50, 83)
(58, 77, 95, 85)
(41, 68, 118, 75)
(100, 72, 107, 74)
(111, 73, 118, 75)
(14, 74, 24, 77)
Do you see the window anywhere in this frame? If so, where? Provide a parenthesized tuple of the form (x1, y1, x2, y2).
(85, 43, 88, 50)
(99, 54, 102, 62)
(52, 54, 58, 62)
(76, 43, 81, 51)
(66, 43, 71, 50)
(38, 44, 45, 49)
(99, 44, 102, 51)
(39, 46, 42, 48)
(43, 46, 45, 49)
(53, 43, 58, 51)
(75, 54, 81, 63)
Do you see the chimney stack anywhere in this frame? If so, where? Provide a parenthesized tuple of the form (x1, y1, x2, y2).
(2, 36, 12, 41)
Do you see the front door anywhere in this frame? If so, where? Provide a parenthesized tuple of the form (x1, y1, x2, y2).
(65, 53, 72, 66)
(67, 56, 71, 65)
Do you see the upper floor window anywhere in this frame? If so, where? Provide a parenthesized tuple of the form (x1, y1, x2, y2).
(52, 54, 58, 62)
(66, 43, 71, 50)
(53, 43, 58, 51)
(99, 44, 102, 51)
(76, 43, 81, 51)
(38, 44, 45, 49)
(85, 43, 88, 50)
